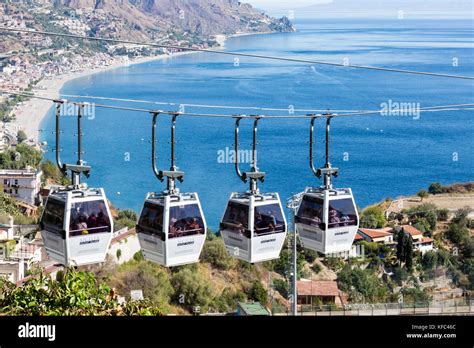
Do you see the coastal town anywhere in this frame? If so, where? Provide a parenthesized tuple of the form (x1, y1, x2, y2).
(0, 1, 218, 145)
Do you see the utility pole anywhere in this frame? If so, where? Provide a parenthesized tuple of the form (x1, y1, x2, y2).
(286, 193, 303, 316)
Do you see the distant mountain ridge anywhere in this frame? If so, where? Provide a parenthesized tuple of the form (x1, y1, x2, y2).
(53, 0, 295, 36)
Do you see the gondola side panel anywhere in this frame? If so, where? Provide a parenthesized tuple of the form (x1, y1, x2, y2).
(325, 192, 359, 254)
(164, 198, 207, 266)
(40, 196, 67, 265)
(250, 195, 287, 263)
(66, 193, 114, 266)
(137, 199, 166, 265)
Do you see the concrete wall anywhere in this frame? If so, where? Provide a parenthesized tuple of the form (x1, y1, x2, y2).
(108, 233, 141, 264)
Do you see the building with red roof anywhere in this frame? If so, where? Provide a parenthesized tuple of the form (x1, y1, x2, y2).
(357, 228, 394, 244)
(297, 280, 344, 307)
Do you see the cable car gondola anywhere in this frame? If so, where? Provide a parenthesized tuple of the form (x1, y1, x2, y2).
(295, 116, 359, 255)
(137, 112, 206, 267)
(40, 102, 113, 266)
(220, 117, 287, 263)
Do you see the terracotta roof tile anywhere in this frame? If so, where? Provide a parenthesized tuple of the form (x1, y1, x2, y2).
(402, 225, 423, 236)
(358, 228, 393, 239)
(297, 280, 340, 297)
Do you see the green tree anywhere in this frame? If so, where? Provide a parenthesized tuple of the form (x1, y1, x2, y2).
(417, 190, 429, 202)
(0, 144, 42, 169)
(110, 260, 173, 308)
(421, 251, 437, 270)
(360, 206, 386, 229)
(171, 267, 213, 308)
(302, 248, 318, 263)
(200, 237, 232, 270)
(401, 287, 431, 304)
(447, 223, 469, 245)
(133, 250, 144, 262)
(436, 209, 449, 221)
(272, 278, 289, 298)
(337, 265, 389, 303)
(392, 266, 409, 286)
(404, 204, 437, 233)
(213, 288, 246, 313)
(117, 209, 138, 221)
(249, 280, 268, 305)
(428, 182, 444, 195)
(115, 209, 138, 230)
(396, 230, 406, 264)
(41, 160, 61, 182)
(404, 235, 414, 271)
(16, 130, 27, 143)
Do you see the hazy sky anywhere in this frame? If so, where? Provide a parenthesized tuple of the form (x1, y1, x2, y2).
(247, 0, 474, 19)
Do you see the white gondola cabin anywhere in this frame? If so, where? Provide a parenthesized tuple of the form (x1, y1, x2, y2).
(295, 187, 358, 254)
(40, 187, 113, 266)
(220, 192, 287, 263)
(137, 192, 206, 267)
(40, 102, 113, 267)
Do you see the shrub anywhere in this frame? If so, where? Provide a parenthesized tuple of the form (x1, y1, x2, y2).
(436, 209, 449, 221)
(171, 267, 213, 308)
(428, 182, 444, 195)
(248, 280, 268, 305)
(272, 278, 289, 298)
(206, 228, 216, 241)
(16, 130, 27, 143)
(213, 288, 246, 313)
(117, 209, 138, 221)
(360, 206, 386, 229)
(404, 204, 437, 232)
(311, 262, 322, 274)
(324, 257, 345, 272)
(115, 218, 136, 230)
(302, 249, 318, 263)
(447, 223, 469, 245)
(133, 251, 144, 262)
(110, 260, 173, 307)
(200, 238, 232, 270)
(421, 251, 437, 270)
(337, 265, 389, 303)
(0, 267, 165, 315)
(401, 287, 431, 304)
(392, 266, 409, 285)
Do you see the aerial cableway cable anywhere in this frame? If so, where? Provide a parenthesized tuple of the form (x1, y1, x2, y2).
(1, 90, 473, 119)
(1, 27, 474, 80)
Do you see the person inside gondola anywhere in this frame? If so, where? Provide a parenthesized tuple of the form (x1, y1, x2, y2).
(169, 217, 181, 238)
(186, 218, 201, 233)
(96, 211, 110, 232)
(237, 210, 248, 235)
(340, 214, 350, 226)
(329, 209, 341, 228)
(87, 213, 97, 229)
(74, 215, 88, 235)
(310, 208, 322, 226)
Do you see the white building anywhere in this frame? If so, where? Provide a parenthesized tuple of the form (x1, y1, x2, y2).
(0, 219, 43, 283)
(0, 169, 42, 205)
(401, 225, 434, 254)
(108, 228, 141, 264)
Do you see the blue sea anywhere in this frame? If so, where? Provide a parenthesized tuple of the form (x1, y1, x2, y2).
(40, 19, 474, 229)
